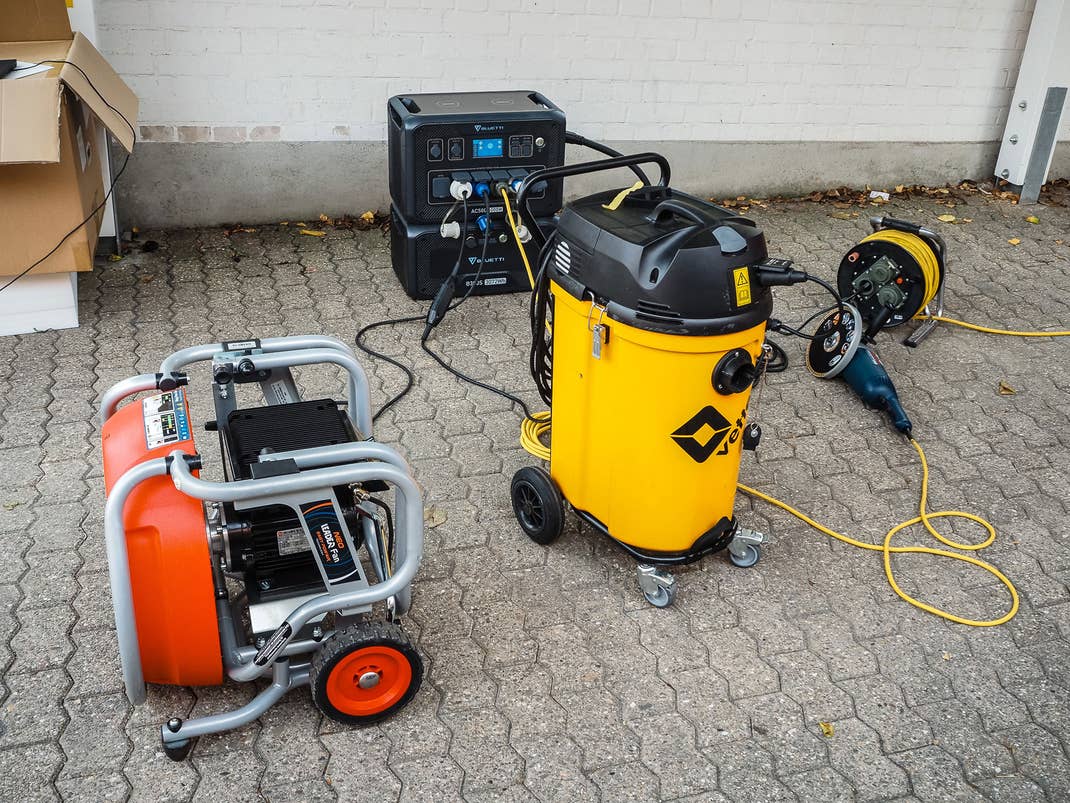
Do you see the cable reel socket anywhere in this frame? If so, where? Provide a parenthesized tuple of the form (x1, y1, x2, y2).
(837, 217, 946, 346)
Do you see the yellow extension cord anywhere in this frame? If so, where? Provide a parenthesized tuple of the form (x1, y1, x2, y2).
(737, 438, 1018, 627)
(917, 315, 1070, 337)
(500, 189, 536, 290)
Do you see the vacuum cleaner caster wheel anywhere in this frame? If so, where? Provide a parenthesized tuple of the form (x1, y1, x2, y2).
(728, 544, 761, 569)
(511, 467, 564, 545)
(637, 565, 677, 608)
(162, 738, 194, 762)
(727, 527, 765, 569)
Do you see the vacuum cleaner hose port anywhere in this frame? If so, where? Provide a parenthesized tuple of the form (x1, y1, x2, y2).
(713, 348, 757, 395)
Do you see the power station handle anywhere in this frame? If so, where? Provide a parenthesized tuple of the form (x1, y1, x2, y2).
(650, 199, 708, 226)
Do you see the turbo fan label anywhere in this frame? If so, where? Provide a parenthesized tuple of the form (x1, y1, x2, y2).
(300, 501, 359, 585)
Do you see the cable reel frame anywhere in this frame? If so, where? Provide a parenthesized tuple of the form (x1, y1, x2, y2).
(836, 216, 948, 347)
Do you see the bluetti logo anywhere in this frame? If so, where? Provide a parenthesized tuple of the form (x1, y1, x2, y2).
(469, 256, 506, 265)
(474, 124, 504, 132)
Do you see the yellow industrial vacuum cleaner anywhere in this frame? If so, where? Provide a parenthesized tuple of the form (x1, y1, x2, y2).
(509, 154, 816, 606)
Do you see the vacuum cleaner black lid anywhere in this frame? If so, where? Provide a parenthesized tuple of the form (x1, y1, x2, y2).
(548, 187, 772, 335)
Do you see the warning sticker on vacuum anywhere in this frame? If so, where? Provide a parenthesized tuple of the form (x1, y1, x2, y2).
(300, 500, 360, 585)
(142, 390, 191, 449)
(276, 526, 312, 556)
(733, 267, 752, 306)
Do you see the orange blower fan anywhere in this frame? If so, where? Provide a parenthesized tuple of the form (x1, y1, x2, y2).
(100, 336, 424, 760)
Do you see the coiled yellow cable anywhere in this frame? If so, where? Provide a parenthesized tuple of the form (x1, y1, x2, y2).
(862, 231, 1069, 336)
(861, 229, 941, 309)
(520, 410, 552, 460)
(738, 437, 1018, 627)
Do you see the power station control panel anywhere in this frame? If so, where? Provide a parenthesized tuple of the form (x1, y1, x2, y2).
(388, 91, 566, 223)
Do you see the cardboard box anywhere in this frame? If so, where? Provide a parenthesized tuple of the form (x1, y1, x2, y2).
(0, 0, 137, 333)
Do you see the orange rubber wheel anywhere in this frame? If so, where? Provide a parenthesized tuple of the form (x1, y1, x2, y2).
(310, 621, 422, 725)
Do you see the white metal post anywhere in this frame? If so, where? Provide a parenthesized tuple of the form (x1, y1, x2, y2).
(995, 0, 1070, 204)
(67, 0, 122, 251)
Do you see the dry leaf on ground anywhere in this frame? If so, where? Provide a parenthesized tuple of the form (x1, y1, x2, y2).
(424, 507, 448, 528)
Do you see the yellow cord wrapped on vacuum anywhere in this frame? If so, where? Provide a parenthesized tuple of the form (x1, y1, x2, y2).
(520, 410, 551, 461)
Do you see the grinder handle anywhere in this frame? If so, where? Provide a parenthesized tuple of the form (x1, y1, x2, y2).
(884, 395, 913, 435)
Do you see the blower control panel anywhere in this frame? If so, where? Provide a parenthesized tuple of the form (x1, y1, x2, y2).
(388, 91, 566, 222)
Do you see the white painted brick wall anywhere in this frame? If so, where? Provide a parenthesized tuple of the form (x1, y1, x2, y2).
(97, 0, 1046, 144)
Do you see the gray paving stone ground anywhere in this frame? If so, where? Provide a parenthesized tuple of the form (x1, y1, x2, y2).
(1, 188, 1068, 802)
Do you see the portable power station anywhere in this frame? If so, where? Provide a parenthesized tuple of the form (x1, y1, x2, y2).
(389, 207, 556, 300)
(387, 90, 567, 301)
(511, 154, 781, 607)
(387, 90, 565, 223)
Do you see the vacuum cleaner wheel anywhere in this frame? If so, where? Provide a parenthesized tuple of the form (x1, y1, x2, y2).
(728, 544, 761, 568)
(511, 466, 565, 545)
(310, 622, 423, 726)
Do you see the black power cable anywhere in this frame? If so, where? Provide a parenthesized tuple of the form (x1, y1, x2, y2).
(420, 339, 534, 420)
(527, 233, 557, 407)
(354, 314, 424, 422)
(565, 130, 650, 185)
(0, 60, 137, 297)
(358, 132, 645, 422)
(356, 194, 471, 421)
(439, 196, 490, 316)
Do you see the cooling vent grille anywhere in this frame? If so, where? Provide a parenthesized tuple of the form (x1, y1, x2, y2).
(554, 240, 571, 274)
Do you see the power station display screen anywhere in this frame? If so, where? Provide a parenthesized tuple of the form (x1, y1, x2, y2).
(472, 138, 504, 158)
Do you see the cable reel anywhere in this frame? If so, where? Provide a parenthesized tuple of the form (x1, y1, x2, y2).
(837, 217, 946, 346)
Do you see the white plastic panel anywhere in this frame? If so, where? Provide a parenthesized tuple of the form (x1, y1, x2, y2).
(995, 0, 1070, 189)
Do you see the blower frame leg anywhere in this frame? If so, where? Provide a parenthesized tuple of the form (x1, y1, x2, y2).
(160, 658, 310, 759)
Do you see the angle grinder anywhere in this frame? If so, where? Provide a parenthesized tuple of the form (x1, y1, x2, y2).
(806, 304, 912, 435)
